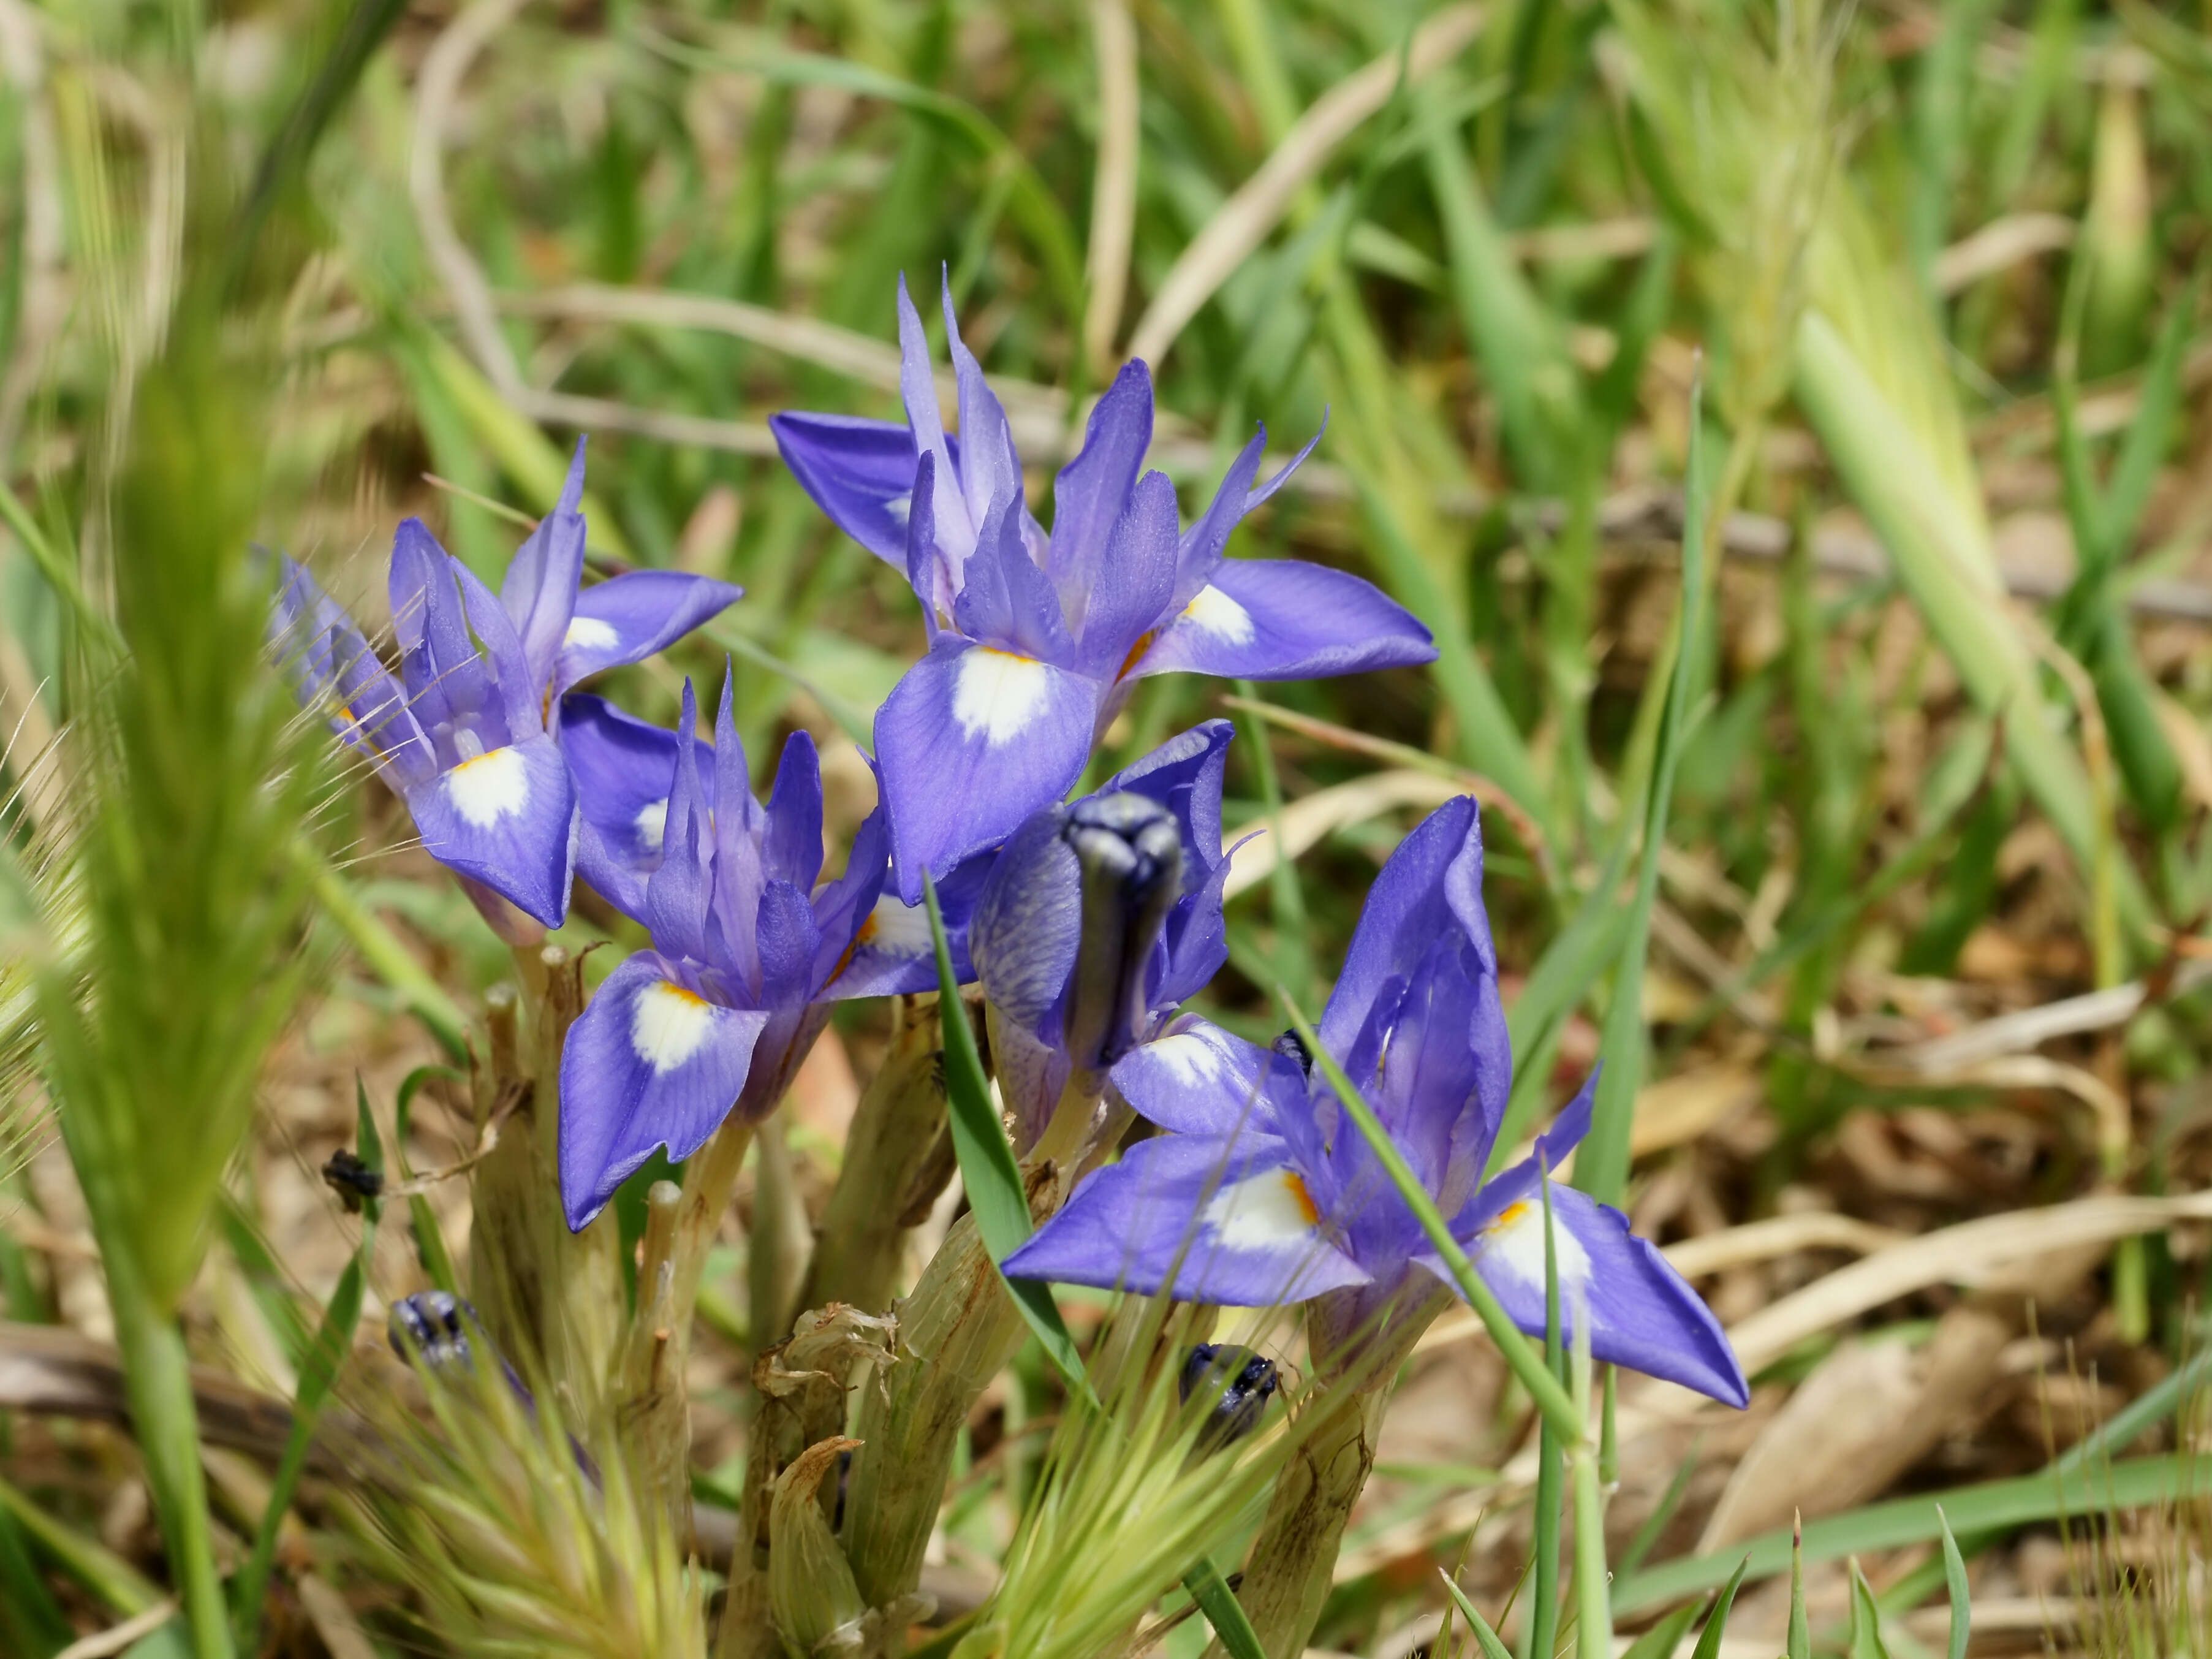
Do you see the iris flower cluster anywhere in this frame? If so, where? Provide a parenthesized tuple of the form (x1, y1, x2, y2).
(276, 279, 1743, 1407)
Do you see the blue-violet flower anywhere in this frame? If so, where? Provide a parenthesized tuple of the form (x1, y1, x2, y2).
(1002, 799, 1748, 1406)
(771, 278, 1436, 902)
(273, 440, 740, 932)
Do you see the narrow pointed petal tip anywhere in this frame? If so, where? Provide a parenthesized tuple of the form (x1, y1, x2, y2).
(558, 953, 770, 1230)
(556, 569, 744, 695)
(874, 640, 1100, 903)
(404, 733, 578, 927)
(768, 411, 922, 565)
(1130, 558, 1436, 683)
(1430, 1185, 1749, 1408)
(1002, 1133, 1370, 1306)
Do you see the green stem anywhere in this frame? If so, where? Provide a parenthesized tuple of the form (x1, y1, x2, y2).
(108, 1252, 234, 1659)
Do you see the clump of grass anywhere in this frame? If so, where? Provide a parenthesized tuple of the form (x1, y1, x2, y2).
(952, 1304, 1305, 1659)
(348, 1323, 708, 1657)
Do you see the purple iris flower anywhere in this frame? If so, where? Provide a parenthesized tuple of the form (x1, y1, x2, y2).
(271, 439, 740, 932)
(966, 720, 1241, 1146)
(770, 277, 1436, 903)
(1002, 799, 1749, 1407)
(555, 672, 971, 1230)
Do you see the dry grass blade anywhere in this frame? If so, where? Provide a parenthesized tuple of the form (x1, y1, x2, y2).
(1082, 0, 1140, 377)
(1125, 5, 1485, 365)
(1878, 958, 2212, 1072)
(1222, 770, 1465, 900)
(1725, 1193, 2212, 1375)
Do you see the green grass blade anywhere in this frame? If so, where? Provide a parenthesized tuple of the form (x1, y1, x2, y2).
(1442, 1570, 1518, 1659)
(1576, 372, 1708, 1205)
(1183, 1556, 1269, 1659)
(305, 849, 468, 1061)
(1786, 1522, 1809, 1659)
(231, 1250, 369, 1646)
(638, 28, 1085, 322)
(1347, 473, 1549, 830)
(1420, 80, 1577, 492)
(2099, 275, 2201, 561)
(1687, 1558, 1751, 1659)
(393, 1066, 463, 1293)
(1792, 311, 2144, 935)
(1619, 1599, 1702, 1659)
(0, 1472, 163, 1615)
(1618, 1441, 1699, 1577)
(1276, 993, 1581, 1441)
(0, 1492, 72, 1657)
(1615, 1454, 2192, 1615)
(1936, 1510, 1969, 1659)
(1847, 1560, 1893, 1659)
(1528, 1170, 1565, 1659)
(231, 1080, 381, 1644)
(1235, 683, 1314, 1009)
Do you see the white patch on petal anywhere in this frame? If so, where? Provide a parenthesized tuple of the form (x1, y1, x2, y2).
(1181, 585, 1255, 645)
(858, 894, 934, 958)
(1478, 1201, 1593, 1294)
(634, 798, 669, 854)
(885, 491, 912, 527)
(952, 648, 1054, 746)
(630, 981, 716, 1073)
(564, 617, 621, 653)
(1151, 1029, 1237, 1090)
(1202, 1166, 1322, 1251)
(445, 746, 530, 827)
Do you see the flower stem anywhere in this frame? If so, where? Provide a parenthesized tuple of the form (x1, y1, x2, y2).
(1208, 1381, 1385, 1659)
(618, 1109, 756, 1536)
(797, 995, 949, 1318)
(1209, 1288, 1447, 1658)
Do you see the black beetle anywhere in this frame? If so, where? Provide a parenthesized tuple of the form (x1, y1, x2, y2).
(1179, 1343, 1281, 1452)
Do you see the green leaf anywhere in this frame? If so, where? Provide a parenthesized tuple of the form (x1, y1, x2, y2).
(922, 875, 1093, 1403)
(1937, 1510, 1969, 1659)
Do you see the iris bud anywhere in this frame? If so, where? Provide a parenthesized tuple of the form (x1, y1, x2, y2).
(1060, 792, 1182, 1072)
